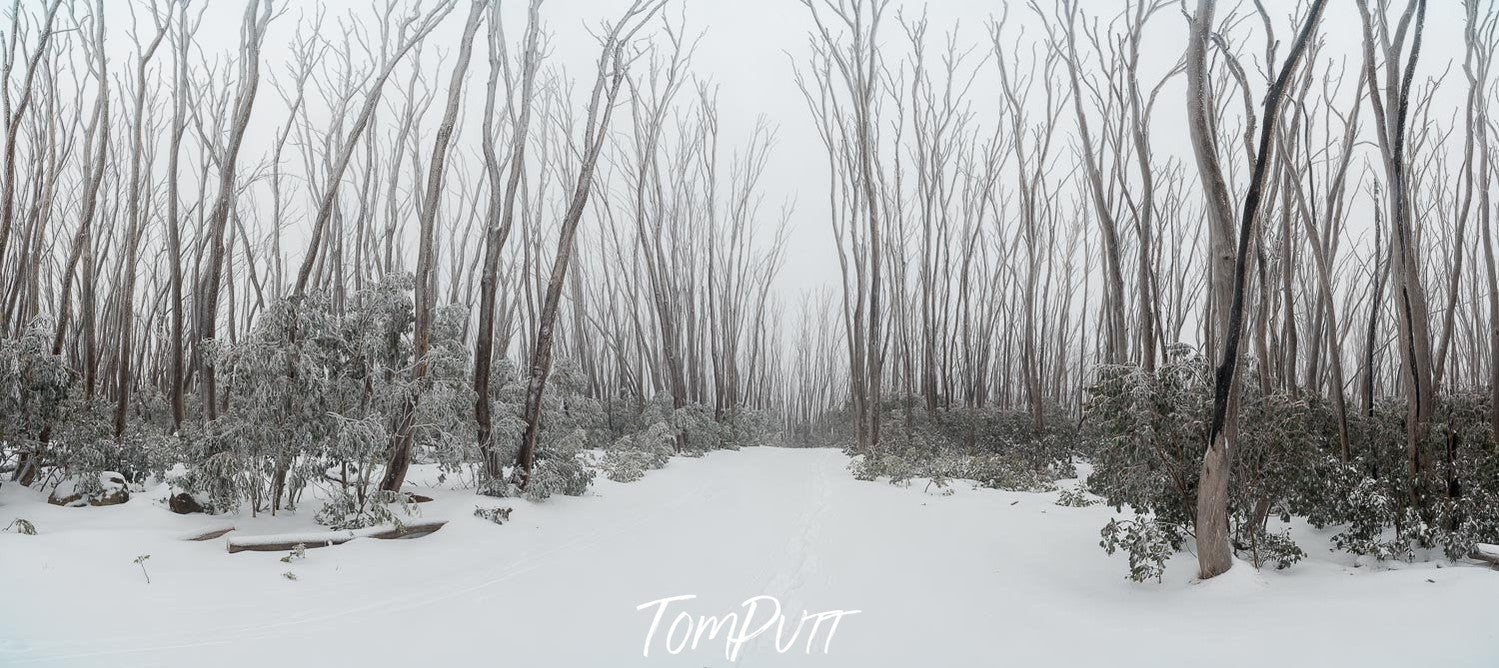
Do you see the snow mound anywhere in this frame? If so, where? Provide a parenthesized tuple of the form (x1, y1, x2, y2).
(1191, 557, 1269, 595)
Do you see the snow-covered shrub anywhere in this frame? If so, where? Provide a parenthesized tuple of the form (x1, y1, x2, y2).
(848, 455, 880, 481)
(930, 402, 1079, 470)
(673, 402, 721, 454)
(1085, 347, 1334, 576)
(33, 397, 175, 490)
(177, 448, 245, 515)
(601, 451, 646, 483)
(880, 454, 915, 487)
(474, 506, 512, 525)
(314, 488, 415, 530)
(1279, 393, 1499, 563)
(1099, 516, 1184, 583)
(404, 303, 479, 474)
(175, 276, 475, 515)
(719, 408, 783, 449)
(530, 361, 609, 449)
(0, 319, 74, 485)
(3, 518, 36, 535)
(965, 454, 1061, 493)
(194, 296, 341, 514)
(522, 455, 596, 502)
(843, 400, 1080, 493)
(602, 420, 677, 482)
(1085, 347, 1208, 530)
(924, 474, 954, 495)
(843, 450, 918, 486)
(1084, 339, 1499, 577)
(1239, 527, 1306, 570)
(280, 543, 306, 563)
(1055, 484, 1098, 507)
(478, 358, 611, 499)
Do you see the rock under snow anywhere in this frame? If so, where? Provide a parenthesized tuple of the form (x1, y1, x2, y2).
(46, 471, 130, 507)
(168, 491, 206, 514)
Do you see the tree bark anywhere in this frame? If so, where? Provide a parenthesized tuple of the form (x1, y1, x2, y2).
(475, 0, 544, 486)
(515, 0, 664, 484)
(380, 0, 487, 493)
(1189, 0, 1328, 580)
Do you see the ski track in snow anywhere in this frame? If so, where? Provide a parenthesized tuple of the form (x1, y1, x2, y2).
(738, 449, 830, 665)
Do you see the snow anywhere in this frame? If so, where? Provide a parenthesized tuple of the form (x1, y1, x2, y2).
(2, 447, 1497, 666)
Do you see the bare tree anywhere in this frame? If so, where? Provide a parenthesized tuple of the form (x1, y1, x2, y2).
(0, 0, 63, 334)
(291, 0, 459, 299)
(1189, 0, 1328, 580)
(474, 0, 544, 486)
(113, 0, 171, 440)
(380, 0, 486, 493)
(796, 0, 892, 455)
(1355, 0, 1435, 508)
(197, 0, 275, 420)
(513, 0, 666, 486)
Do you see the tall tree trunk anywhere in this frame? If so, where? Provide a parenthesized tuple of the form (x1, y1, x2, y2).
(1189, 0, 1328, 580)
(475, 0, 543, 487)
(1356, 0, 1434, 507)
(380, 0, 487, 493)
(0, 0, 63, 334)
(515, 0, 663, 484)
(115, 8, 170, 440)
(198, 0, 271, 421)
(165, 0, 197, 430)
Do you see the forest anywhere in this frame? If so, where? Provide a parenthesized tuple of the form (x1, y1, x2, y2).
(0, 0, 1498, 617)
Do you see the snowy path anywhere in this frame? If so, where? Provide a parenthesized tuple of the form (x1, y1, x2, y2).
(3, 447, 1498, 667)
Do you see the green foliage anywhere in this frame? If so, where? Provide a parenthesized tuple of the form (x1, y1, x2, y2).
(280, 543, 307, 563)
(883, 454, 917, 487)
(314, 488, 414, 530)
(844, 402, 1080, 493)
(1087, 346, 1499, 578)
(1238, 527, 1306, 570)
(0, 319, 74, 480)
(3, 518, 36, 535)
(474, 506, 512, 525)
(133, 554, 152, 584)
(848, 455, 880, 481)
(522, 455, 596, 501)
(1099, 516, 1183, 583)
(719, 409, 784, 449)
(1055, 484, 1098, 507)
(601, 420, 676, 483)
(1085, 346, 1209, 530)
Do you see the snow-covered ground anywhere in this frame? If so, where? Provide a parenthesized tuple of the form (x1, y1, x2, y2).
(2, 447, 1496, 667)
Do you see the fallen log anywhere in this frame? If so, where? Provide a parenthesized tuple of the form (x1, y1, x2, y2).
(1469, 543, 1499, 570)
(226, 519, 448, 554)
(182, 525, 236, 541)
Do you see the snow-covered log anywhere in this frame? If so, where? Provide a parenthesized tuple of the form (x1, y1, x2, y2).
(1470, 544, 1499, 570)
(225, 519, 448, 554)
